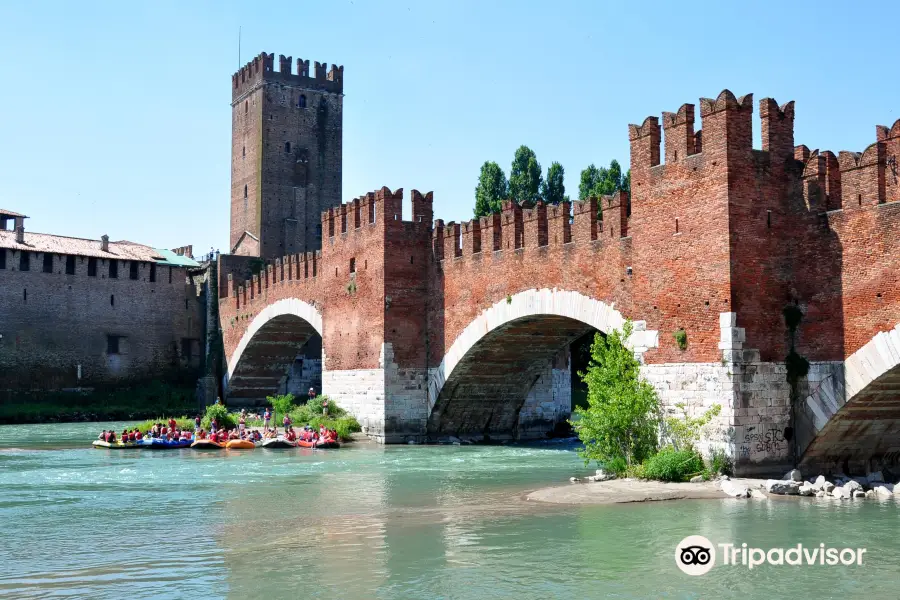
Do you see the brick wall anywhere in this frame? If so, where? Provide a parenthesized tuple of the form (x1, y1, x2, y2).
(0, 251, 204, 392)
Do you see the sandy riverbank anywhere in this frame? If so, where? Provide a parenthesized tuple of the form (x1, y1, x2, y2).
(526, 477, 768, 505)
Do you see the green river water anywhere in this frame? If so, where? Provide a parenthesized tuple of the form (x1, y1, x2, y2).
(1, 422, 899, 599)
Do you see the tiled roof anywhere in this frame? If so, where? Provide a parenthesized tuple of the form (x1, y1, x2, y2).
(0, 209, 28, 218)
(0, 229, 164, 262)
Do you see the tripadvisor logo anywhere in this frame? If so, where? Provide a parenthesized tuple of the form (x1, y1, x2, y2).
(675, 536, 867, 575)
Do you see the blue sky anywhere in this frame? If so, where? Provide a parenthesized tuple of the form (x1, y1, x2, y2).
(1, 1, 897, 254)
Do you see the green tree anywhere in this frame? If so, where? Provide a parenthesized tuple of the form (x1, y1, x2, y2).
(578, 159, 628, 199)
(571, 321, 661, 470)
(540, 161, 566, 205)
(508, 145, 543, 206)
(473, 161, 509, 217)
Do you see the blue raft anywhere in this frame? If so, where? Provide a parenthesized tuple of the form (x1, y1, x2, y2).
(139, 438, 193, 449)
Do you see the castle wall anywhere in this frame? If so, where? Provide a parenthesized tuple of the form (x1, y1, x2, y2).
(0, 251, 204, 393)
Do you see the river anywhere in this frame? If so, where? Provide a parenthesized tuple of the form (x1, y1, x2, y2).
(0, 422, 898, 599)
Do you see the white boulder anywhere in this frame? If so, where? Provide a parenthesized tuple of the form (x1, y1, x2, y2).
(690, 475, 705, 484)
(798, 483, 816, 496)
(845, 480, 863, 492)
(766, 479, 801, 495)
(784, 469, 803, 482)
(822, 481, 836, 494)
(874, 485, 893, 497)
(853, 490, 866, 498)
(721, 480, 751, 498)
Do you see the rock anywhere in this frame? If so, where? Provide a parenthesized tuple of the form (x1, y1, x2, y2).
(867, 471, 884, 484)
(865, 490, 876, 499)
(718, 474, 730, 481)
(853, 490, 866, 498)
(845, 480, 863, 492)
(813, 475, 828, 490)
(766, 479, 801, 495)
(592, 469, 615, 482)
(784, 469, 803, 482)
(815, 490, 827, 498)
(750, 489, 767, 499)
(823, 481, 836, 494)
(831, 486, 851, 499)
(874, 485, 893, 497)
(448, 436, 462, 444)
(721, 480, 751, 498)
(690, 475, 705, 484)
(569, 477, 581, 483)
(798, 483, 816, 496)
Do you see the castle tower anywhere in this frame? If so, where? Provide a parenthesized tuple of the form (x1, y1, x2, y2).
(230, 52, 343, 258)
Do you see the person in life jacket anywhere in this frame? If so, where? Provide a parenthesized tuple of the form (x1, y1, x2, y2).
(194, 415, 201, 432)
(135, 430, 143, 441)
(168, 418, 177, 431)
(282, 414, 291, 432)
(264, 408, 271, 429)
(210, 418, 217, 434)
(238, 414, 246, 436)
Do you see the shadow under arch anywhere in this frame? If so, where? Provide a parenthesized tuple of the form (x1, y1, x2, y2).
(427, 289, 657, 441)
(227, 298, 323, 406)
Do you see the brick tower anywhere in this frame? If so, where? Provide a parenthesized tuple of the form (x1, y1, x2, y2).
(230, 52, 343, 259)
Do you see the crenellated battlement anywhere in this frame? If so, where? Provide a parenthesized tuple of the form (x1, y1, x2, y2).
(232, 51, 343, 102)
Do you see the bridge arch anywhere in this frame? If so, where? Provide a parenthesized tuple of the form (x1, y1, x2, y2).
(226, 298, 323, 405)
(427, 288, 658, 440)
(800, 324, 900, 473)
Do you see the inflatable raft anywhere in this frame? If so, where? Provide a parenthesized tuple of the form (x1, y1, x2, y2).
(225, 439, 255, 450)
(92, 440, 141, 449)
(297, 439, 340, 449)
(261, 437, 297, 449)
(191, 439, 224, 450)
(140, 438, 192, 449)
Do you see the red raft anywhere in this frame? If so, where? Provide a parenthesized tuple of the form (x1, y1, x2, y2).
(297, 438, 340, 449)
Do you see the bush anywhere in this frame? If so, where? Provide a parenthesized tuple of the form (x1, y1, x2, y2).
(267, 393, 296, 420)
(641, 448, 704, 482)
(663, 403, 721, 452)
(704, 447, 733, 479)
(201, 403, 236, 431)
(571, 322, 661, 469)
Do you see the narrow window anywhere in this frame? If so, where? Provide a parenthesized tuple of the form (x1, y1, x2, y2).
(410, 256, 414, 264)
(149, 263, 157, 282)
(349, 258, 356, 273)
(42, 253, 53, 273)
(129, 261, 139, 280)
(858, 194, 862, 206)
(0, 249, 6, 270)
(109, 260, 118, 279)
(23, 288, 27, 303)
(766, 210, 772, 228)
(185, 298, 189, 310)
(244, 185, 248, 199)
(285, 142, 291, 154)
(244, 100, 248, 113)
(181, 338, 194, 362)
(168, 267, 173, 284)
(242, 146, 246, 158)
(88, 257, 97, 276)
(674, 150, 678, 161)
(19, 251, 29, 271)
(298, 95, 306, 108)
(675, 218, 679, 234)
(107, 335, 120, 355)
(110, 294, 115, 306)
(65, 255, 75, 275)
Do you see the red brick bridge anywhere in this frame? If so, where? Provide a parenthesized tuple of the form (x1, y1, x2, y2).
(218, 90, 900, 476)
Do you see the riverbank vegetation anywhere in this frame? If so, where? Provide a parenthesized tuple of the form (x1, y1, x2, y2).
(0, 380, 197, 424)
(572, 321, 728, 482)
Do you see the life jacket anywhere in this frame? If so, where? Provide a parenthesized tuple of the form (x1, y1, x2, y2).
(136, 431, 143, 440)
(128, 432, 136, 442)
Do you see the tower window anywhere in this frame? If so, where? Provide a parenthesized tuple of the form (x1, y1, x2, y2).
(43, 253, 53, 273)
(285, 142, 291, 154)
(298, 95, 307, 108)
(110, 294, 115, 306)
(107, 335, 120, 354)
(242, 146, 245, 158)
(129, 261, 139, 280)
(244, 100, 248, 113)
(349, 258, 355, 273)
(149, 263, 157, 282)
(109, 260, 118, 279)
(88, 257, 97, 276)
(65, 255, 75, 275)
(0, 249, 5, 270)
(19, 251, 30, 271)
(244, 185, 248, 199)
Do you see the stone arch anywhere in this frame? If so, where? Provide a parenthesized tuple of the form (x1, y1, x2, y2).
(427, 288, 657, 439)
(800, 323, 900, 473)
(226, 298, 323, 405)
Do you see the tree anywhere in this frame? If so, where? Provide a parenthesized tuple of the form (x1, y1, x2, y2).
(508, 145, 543, 206)
(474, 161, 509, 217)
(571, 321, 661, 471)
(578, 159, 628, 199)
(540, 162, 565, 205)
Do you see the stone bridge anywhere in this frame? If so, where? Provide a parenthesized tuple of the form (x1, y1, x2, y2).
(218, 90, 900, 476)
